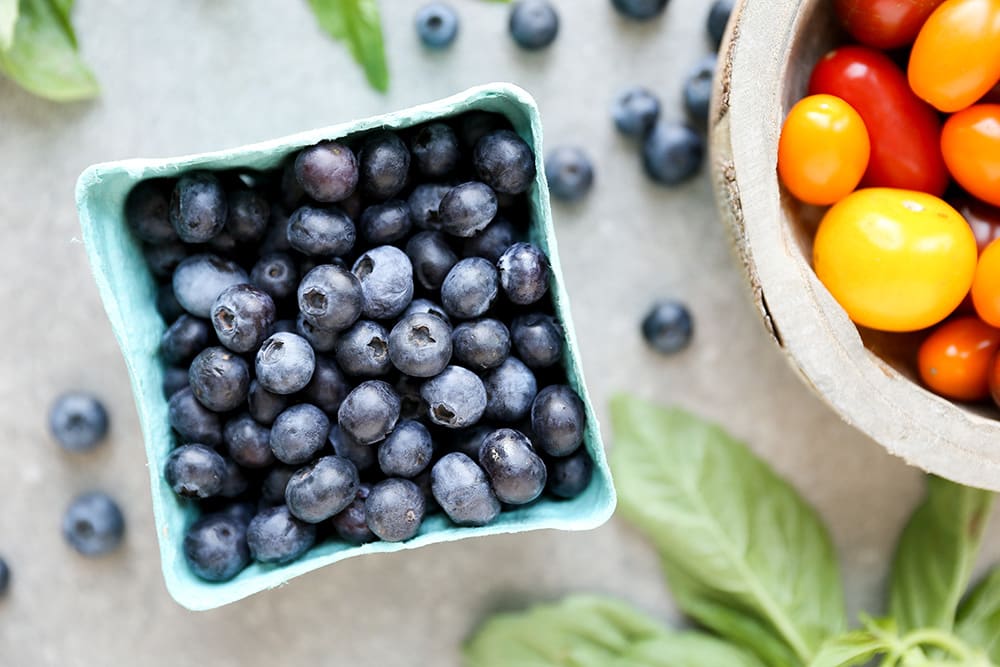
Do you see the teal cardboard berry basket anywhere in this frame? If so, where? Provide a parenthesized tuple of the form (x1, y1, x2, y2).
(75, 83, 617, 611)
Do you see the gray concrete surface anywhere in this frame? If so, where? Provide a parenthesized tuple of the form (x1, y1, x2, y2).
(0, 0, 997, 665)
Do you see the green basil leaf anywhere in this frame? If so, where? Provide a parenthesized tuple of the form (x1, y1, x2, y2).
(610, 395, 845, 664)
(957, 568, 1000, 661)
(615, 633, 767, 667)
(889, 476, 994, 633)
(0, 0, 96, 101)
(807, 630, 891, 667)
(306, 0, 388, 93)
(463, 596, 668, 667)
(0, 0, 18, 50)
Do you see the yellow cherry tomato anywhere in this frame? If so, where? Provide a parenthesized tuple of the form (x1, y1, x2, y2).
(813, 188, 977, 331)
(778, 94, 871, 206)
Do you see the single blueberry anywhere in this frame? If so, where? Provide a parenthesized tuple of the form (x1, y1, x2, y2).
(431, 452, 501, 526)
(498, 242, 550, 305)
(388, 313, 453, 378)
(406, 231, 459, 290)
(247, 379, 288, 426)
(416, 3, 459, 49)
(144, 241, 188, 280)
(49, 392, 109, 452)
(302, 355, 352, 414)
(642, 300, 693, 354)
(250, 253, 299, 302)
(408, 182, 453, 231)
(189, 346, 250, 412)
(531, 384, 585, 456)
(683, 55, 716, 128)
(511, 313, 563, 368)
(462, 217, 516, 263)
(420, 366, 487, 429)
(365, 478, 426, 542)
(338, 380, 401, 445)
(329, 425, 377, 473)
(287, 205, 356, 257)
(483, 357, 538, 422)
(126, 179, 176, 244)
(331, 484, 377, 544)
(411, 122, 460, 176)
(547, 449, 594, 499)
(545, 146, 594, 201)
(172, 254, 249, 319)
(183, 514, 250, 582)
(359, 132, 411, 201)
(441, 257, 499, 319)
(260, 465, 297, 506)
(165, 444, 227, 499)
(403, 298, 452, 326)
(270, 404, 331, 465)
(450, 424, 493, 459)
(212, 284, 276, 354)
(224, 412, 275, 469)
(642, 122, 704, 185)
(439, 182, 498, 238)
(226, 188, 270, 243)
(612, 86, 661, 137)
(62, 492, 125, 557)
(219, 458, 250, 498)
(359, 200, 413, 245)
(169, 172, 228, 243)
(163, 366, 190, 398)
(378, 420, 435, 478)
(352, 246, 415, 320)
(168, 388, 222, 446)
(255, 332, 316, 395)
(161, 314, 211, 364)
(296, 313, 339, 353)
(474, 129, 536, 195)
(336, 320, 392, 378)
(157, 283, 185, 323)
(294, 140, 359, 203)
(478, 428, 546, 505)
(612, 0, 668, 20)
(0, 556, 8, 595)
(509, 0, 559, 50)
(297, 264, 364, 332)
(246, 506, 316, 564)
(452, 318, 511, 371)
(285, 456, 361, 523)
(708, 0, 734, 48)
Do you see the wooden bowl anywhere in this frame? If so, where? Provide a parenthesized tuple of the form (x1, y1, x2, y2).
(710, 0, 1000, 490)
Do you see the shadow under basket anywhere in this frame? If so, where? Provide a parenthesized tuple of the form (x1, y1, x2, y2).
(76, 83, 617, 611)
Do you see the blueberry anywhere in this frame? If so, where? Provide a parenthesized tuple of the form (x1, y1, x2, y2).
(359, 200, 413, 245)
(287, 205, 356, 256)
(247, 506, 316, 564)
(226, 188, 270, 243)
(250, 253, 299, 302)
(270, 404, 331, 465)
(163, 366, 190, 398)
(62, 492, 125, 557)
(189, 346, 250, 412)
(612, 86, 661, 137)
(406, 231, 459, 290)
(511, 313, 563, 368)
(331, 483, 377, 544)
(365, 479, 426, 542)
(336, 320, 391, 377)
(157, 283, 185, 323)
(302, 355, 352, 414)
(165, 444, 227, 498)
(219, 458, 250, 498)
(683, 55, 716, 128)
(285, 455, 361, 523)
(642, 300, 693, 354)
(144, 241, 188, 280)
(183, 514, 250, 582)
(450, 424, 493, 459)
(169, 172, 228, 243)
(259, 205, 293, 255)
(218, 500, 257, 527)
(297, 264, 364, 332)
(411, 122, 460, 176)
(359, 132, 411, 201)
(0, 556, 8, 595)
(338, 380, 401, 445)
(49, 392, 109, 452)
(708, 0, 734, 48)
(462, 217, 516, 263)
(270, 319, 298, 335)
(416, 3, 459, 49)
(224, 413, 275, 469)
(478, 429, 546, 505)
(458, 111, 512, 151)
(260, 465, 297, 506)
(126, 179, 176, 244)
(207, 229, 239, 256)
(642, 122, 704, 185)
(531, 384, 585, 456)
(395, 373, 430, 420)
(168, 388, 222, 446)
(255, 332, 316, 395)
(294, 140, 359, 203)
(388, 313, 453, 378)
(172, 254, 249, 318)
(296, 313, 339, 353)
(352, 246, 415, 320)
(161, 314, 211, 364)
(439, 182, 498, 238)
(247, 379, 288, 426)
(379, 420, 434, 478)
(431, 452, 501, 526)
(474, 129, 536, 195)
(483, 357, 537, 422)
(611, 0, 668, 20)
(452, 318, 511, 371)
(498, 242, 549, 305)
(441, 257, 499, 319)
(509, 0, 559, 50)
(545, 146, 594, 201)
(408, 183, 452, 231)
(211, 284, 276, 354)
(403, 298, 452, 326)
(329, 425, 377, 472)
(547, 449, 593, 499)
(420, 366, 487, 429)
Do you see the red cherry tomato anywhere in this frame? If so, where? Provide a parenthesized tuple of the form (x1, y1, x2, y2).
(809, 46, 949, 196)
(834, 0, 946, 49)
(950, 195, 1000, 254)
(918, 316, 1000, 401)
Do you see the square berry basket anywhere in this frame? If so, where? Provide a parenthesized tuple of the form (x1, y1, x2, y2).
(75, 83, 616, 611)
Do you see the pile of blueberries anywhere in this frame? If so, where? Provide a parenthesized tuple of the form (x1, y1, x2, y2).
(129, 112, 594, 582)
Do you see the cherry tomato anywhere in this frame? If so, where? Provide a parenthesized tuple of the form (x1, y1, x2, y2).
(941, 105, 1000, 207)
(971, 239, 1000, 326)
(908, 0, 1000, 113)
(809, 46, 948, 196)
(813, 188, 977, 332)
(778, 95, 870, 205)
(834, 0, 946, 49)
(918, 317, 1000, 401)
(950, 195, 1000, 253)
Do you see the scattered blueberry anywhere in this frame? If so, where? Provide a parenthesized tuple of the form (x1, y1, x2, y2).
(224, 413, 275, 469)
(683, 55, 716, 128)
(183, 514, 250, 582)
(462, 217, 516, 263)
(285, 456, 360, 523)
(247, 379, 288, 426)
(478, 429, 546, 505)
(508, 0, 559, 51)
(452, 318, 510, 371)
(226, 188, 270, 243)
(294, 140, 359, 203)
(168, 387, 222, 446)
(545, 146, 594, 201)
(287, 205, 356, 257)
(352, 245, 415, 320)
(441, 257, 499, 319)
(165, 444, 227, 499)
(708, 0, 734, 48)
(297, 264, 364, 332)
(612, 86, 661, 137)
(388, 313, 453, 378)
(188, 346, 250, 412)
(302, 355, 352, 413)
(474, 129, 536, 195)
(642, 300, 693, 354)
(338, 380, 401, 445)
(251, 253, 299, 302)
(332, 484, 377, 544)
(247, 506, 317, 564)
(161, 314, 211, 365)
(49, 392, 109, 452)
(379, 420, 435, 478)
(212, 284, 276, 354)
(359, 200, 413, 245)
(547, 449, 594, 499)
(612, 0, 668, 20)
(62, 492, 125, 557)
(411, 122, 460, 176)
(642, 122, 704, 185)
(296, 313, 339, 353)
(416, 3, 459, 49)
(406, 231, 459, 291)
(511, 313, 563, 368)
(270, 404, 331, 465)
(359, 132, 411, 201)
(255, 332, 316, 395)
(439, 182, 498, 238)
(421, 366, 487, 429)
(126, 179, 176, 244)
(408, 183, 452, 231)
(329, 425, 377, 473)
(483, 357, 538, 422)
(431, 453, 501, 526)
(498, 242, 549, 305)
(336, 320, 392, 377)
(365, 478, 426, 542)
(169, 172, 228, 243)
(531, 384, 585, 456)
(172, 254, 249, 319)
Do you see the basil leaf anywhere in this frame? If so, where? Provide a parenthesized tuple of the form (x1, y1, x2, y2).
(889, 476, 994, 633)
(610, 395, 845, 664)
(957, 568, 1000, 661)
(463, 596, 668, 667)
(807, 630, 890, 667)
(615, 633, 767, 667)
(0, 0, 96, 101)
(306, 0, 388, 93)
(0, 0, 18, 50)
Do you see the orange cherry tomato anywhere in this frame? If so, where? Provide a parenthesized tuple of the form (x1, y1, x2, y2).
(972, 238, 1000, 326)
(918, 316, 1000, 401)
(941, 105, 1000, 207)
(908, 0, 1000, 113)
(778, 94, 871, 205)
